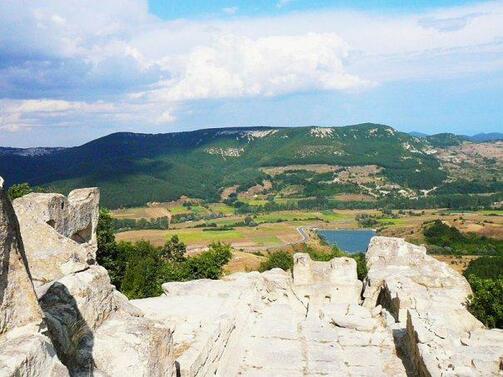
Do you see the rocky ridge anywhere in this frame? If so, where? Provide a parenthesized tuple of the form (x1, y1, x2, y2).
(0, 182, 502, 376)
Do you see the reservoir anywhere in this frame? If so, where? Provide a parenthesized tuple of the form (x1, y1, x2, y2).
(316, 229, 376, 254)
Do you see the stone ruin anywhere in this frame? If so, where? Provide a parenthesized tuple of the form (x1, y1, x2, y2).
(0, 183, 502, 376)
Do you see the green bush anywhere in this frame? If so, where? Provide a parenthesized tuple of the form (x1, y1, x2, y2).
(424, 220, 503, 256)
(97, 211, 234, 299)
(465, 275, 503, 329)
(121, 241, 164, 299)
(184, 242, 232, 280)
(96, 208, 126, 288)
(307, 246, 345, 261)
(8, 183, 33, 200)
(259, 251, 294, 272)
(464, 256, 503, 279)
(161, 235, 187, 262)
(464, 256, 503, 329)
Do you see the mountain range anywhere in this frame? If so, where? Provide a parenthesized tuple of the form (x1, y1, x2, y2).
(0, 123, 501, 208)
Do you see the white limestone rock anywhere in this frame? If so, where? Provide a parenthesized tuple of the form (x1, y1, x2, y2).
(13, 189, 99, 284)
(6, 186, 176, 377)
(0, 180, 68, 377)
(93, 317, 175, 377)
(365, 236, 503, 377)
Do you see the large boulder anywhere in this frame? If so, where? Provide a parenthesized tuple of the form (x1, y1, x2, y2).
(3, 184, 176, 377)
(364, 236, 503, 376)
(38, 266, 175, 376)
(0, 179, 67, 377)
(13, 189, 99, 284)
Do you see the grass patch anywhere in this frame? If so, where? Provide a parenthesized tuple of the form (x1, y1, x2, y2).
(163, 229, 243, 243)
(208, 203, 235, 215)
(168, 205, 192, 215)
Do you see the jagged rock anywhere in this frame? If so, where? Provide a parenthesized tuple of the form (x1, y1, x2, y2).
(133, 254, 406, 376)
(365, 236, 503, 376)
(93, 316, 175, 377)
(363, 236, 476, 325)
(13, 189, 99, 284)
(0, 184, 42, 333)
(0, 179, 67, 377)
(2, 185, 176, 377)
(37, 255, 176, 377)
(0, 333, 69, 377)
(292, 253, 363, 306)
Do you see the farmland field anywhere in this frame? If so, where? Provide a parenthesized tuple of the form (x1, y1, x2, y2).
(113, 204, 503, 251)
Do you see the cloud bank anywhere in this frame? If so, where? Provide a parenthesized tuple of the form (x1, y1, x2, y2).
(1, 0, 503, 144)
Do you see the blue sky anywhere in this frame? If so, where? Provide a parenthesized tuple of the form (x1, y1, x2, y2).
(1, 0, 502, 147)
(148, 0, 483, 19)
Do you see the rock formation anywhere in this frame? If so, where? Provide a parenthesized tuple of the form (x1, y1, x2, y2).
(13, 189, 100, 284)
(0, 180, 66, 377)
(1, 182, 175, 377)
(1, 183, 502, 376)
(364, 237, 503, 376)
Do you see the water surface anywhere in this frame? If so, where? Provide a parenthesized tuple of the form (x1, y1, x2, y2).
(316, 229, 376, 254)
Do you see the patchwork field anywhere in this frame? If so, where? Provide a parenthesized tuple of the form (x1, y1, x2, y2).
(113, 203, 503, 252)
(115, 222, 307, 250)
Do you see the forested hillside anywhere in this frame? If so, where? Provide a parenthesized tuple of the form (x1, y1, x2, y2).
(1, 123, 501, 208)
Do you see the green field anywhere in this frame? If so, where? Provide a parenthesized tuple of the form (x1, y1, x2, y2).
(377, 217, 405, 225)
(114, 205, 503, 251)
(479, 210, 503, 216)
(208, 203, 235, 215)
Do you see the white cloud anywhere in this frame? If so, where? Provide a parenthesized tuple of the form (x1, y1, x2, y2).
(1, 0, 503, 140)
(0, 98, 176, 133)
(145, 32, 370, 102)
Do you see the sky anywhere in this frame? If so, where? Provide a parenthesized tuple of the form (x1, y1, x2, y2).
(1, 0, 502, 147)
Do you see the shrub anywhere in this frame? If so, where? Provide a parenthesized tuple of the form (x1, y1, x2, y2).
(120, 241, 164, 299)
(161, 235, 187, 262)
(307, 246, 345, 261)
(464, 256, 503, 279)
(97, 208, 126, 288)
(465, 275, 503, 329)
(8, 183, 33, 200)
(184, 242, 232, 280)
(464, 256, 503, 329)
(351, 253, 368, 281)
(259, 251, 294, 272)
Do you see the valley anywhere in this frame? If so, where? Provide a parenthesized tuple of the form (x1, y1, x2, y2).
(111, 200, 503, 272)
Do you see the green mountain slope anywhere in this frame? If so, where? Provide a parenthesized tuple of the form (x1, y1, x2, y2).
(0, 123, 472, 208)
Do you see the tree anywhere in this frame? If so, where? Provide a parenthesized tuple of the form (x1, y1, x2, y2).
(121, 241, 164, 299)
(96, 208, 125, 288)
(466, 276, 503, 329)
(259, 251, 293, 272)
(8, 183, 32, 200)
(184, 242, 232, 279)
(160, 235, 187, 262)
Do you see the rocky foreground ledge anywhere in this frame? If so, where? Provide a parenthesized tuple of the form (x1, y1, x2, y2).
(0, 184, 502, 376)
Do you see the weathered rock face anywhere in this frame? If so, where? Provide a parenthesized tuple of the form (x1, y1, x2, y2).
(0, 180, 67, 377)
(13, 189, 99, 284)
(293, 253, 363, 305)
(0, 185, 42, 333)
(1, 185, 175, 377)
(133, 254, 407, 376)
(365, 236, 503, 376)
